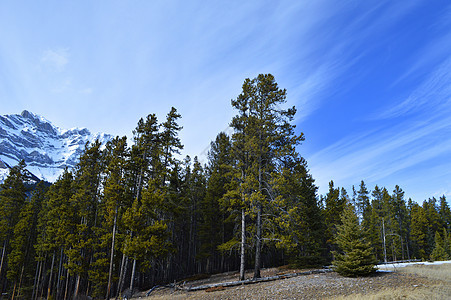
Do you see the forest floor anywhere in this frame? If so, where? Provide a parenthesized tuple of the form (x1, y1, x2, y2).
(133, 263, 451, 299)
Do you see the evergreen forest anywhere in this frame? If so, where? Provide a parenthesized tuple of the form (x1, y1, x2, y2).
(1, 74, 450, 299)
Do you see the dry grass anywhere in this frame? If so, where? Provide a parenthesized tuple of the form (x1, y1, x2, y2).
(334, 263, 451, 300)
(333, 284, 451, 300)
(399, 263, 451, 282)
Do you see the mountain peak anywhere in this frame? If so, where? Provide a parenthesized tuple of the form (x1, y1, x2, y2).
(19, 110, 56, 135)
(0, 111, 113, 183)
(21, 109, 35, 119)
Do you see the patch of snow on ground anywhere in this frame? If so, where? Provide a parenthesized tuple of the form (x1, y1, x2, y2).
(376, 260, 451, 272)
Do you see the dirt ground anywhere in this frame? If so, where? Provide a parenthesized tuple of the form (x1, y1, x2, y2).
(130, 265, 449, 300)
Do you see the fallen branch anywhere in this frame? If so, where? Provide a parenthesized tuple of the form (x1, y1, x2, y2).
(181, 269, 332, 292)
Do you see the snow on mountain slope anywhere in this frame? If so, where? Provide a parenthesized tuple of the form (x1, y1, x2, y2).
(0, 110, 113, 183)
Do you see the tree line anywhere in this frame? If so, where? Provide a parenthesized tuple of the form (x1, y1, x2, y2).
(0, 74, 450, 299)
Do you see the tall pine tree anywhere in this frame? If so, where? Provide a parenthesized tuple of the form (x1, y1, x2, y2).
(230, 74, 302, 279)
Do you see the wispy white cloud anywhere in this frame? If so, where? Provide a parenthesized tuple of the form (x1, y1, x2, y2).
(305, 0, 451, 201)
(391, 32, 451, 87)
(309, 114, 451, 198)
(40, 48, 69, 72)
(377, 57, 451, 119)
(284, 1, 427, 123)
(1, 0, 449, 203)
(289, 60, 345, 122)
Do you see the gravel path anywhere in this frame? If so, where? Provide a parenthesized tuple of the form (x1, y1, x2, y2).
(137, 268, 442, 299)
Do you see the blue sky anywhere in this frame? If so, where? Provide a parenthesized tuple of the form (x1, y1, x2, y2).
(1, 1, 451, 203)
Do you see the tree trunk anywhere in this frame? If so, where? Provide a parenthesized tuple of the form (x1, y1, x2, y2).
(0, 240, 7, 282)
(382, 218, 387, 263)
(118, 254, 128, 298)
(254, 202, 262, 279)
(47, 251, 55, 300)
(391, 240, 396, 261)
(129, 258, 137, 296)
(221, 212, 225, 272)
(15, 264, 25, 299)
(401, 237, 404, 261)
(86, 276, 91, 297)
(406, 237, 411, 260)
(32, 259, 40, 300)
(56, 247, 64, 299)
(106, 206, 118, 300)
(240, 208, 246, 281)
(11, 281, 17, 300)
(73, 274, 81, 299)
(64, 268, 70, 300)
(189, 198, 194, 273)
(38, 255, 47, 300)
(254, 158, 262, 279)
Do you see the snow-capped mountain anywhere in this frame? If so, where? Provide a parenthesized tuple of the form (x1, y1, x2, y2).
(0, 110, 113, 183)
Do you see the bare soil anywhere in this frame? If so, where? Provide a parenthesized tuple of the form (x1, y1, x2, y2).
(132, 266, 447, 300)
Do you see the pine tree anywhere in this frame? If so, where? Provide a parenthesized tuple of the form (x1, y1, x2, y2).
(176, 156, 206, 274)
(131, 113, 161, 197)
(66, 140, 104, 299)
(199, 132, 234, 273)
(120, 108, 184, 290)
(122, 183, 170, 269)
(7, 197, 33, 298)
(159, 108, 184, 282)
(272, 155, 325, 267)
(229, 74, 302, 279)
(333, 203, 377, 277)
(439, 196, 451, 231)
(324, 181, 345, 259)
(391, 185, 408, 260)
(28, 182, 49, 300)
(161, 160, 183, 281)
(366, 204, 383, 262)
(229, 81, 251, 280)
(0, 160, 27, 292)
(410, 203, 428, 259)
(430, 230, 449, 261)
(7, 181, 46, 299)
(187, 157, 205, 271)
(38, 169, 75, 299)
(423, 198, 441, 257)
(444, 228, 451, 258)
(97, 136, 131, 299)
(371, 185, 383, 214)
(369, 185, 384, 261)
(381, 187, 398, 261)
(117, 114, 162, 294)
(160, 107, 184, 186)
(356, 180, 370, 225)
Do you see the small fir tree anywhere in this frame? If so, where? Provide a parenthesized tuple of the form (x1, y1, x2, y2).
(333, 203, 377, 277)
(430, 230, 449, 261)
